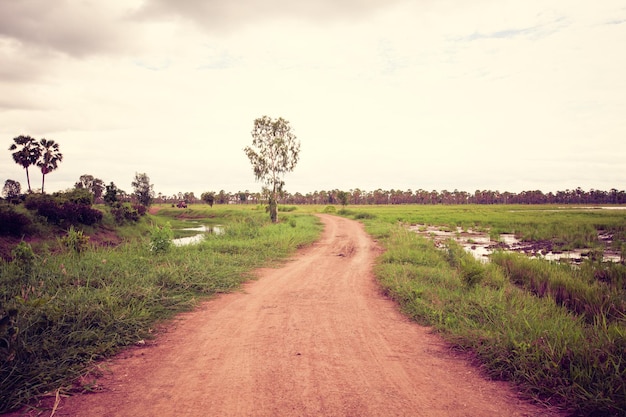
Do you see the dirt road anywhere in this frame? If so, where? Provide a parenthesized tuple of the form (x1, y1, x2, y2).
(12, 215, 561, 416)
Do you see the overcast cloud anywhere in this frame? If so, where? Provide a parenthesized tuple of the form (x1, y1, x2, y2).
(1, 0, 625, 198)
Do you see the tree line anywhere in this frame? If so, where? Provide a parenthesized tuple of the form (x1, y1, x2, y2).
(5, 131, 625, 209)
(159, 187, 626, 206)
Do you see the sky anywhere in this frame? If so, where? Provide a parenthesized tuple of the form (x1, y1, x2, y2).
(1, 0, 625, 198)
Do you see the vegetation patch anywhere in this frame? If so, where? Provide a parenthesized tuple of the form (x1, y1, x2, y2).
(0, 207, 322, 413)
(346, 205, 626, 416)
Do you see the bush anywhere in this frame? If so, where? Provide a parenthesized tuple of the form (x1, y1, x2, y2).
(59, 226, 90, 254)
(133, 204, 147, 216)
(110, 203, 142, 224)
(149, 223, 173, 254)
(54, 188, 93, 206)
(11, 241, 35, 276)
(0, 206, 31, 236)
(24, 195, 62, 223)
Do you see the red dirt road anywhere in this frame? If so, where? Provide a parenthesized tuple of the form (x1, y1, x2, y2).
(11, 215, 561, 416)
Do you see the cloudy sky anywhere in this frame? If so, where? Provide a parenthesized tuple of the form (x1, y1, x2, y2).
(1, 0, 625, 198)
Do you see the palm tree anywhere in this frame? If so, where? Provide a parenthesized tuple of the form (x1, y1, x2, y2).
(37, 138, 63, 193)
(9, 135, 41, 193)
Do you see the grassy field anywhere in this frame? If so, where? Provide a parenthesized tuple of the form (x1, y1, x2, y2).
(0, 205, 322, 413)
(334, 204, 626, 416)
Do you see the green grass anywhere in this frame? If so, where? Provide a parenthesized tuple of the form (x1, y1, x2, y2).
(340, 205, 626, 416)
(0, 206, 322, 413)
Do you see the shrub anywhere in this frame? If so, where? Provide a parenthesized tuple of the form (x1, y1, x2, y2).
(22, 193, 103, 227)
(149, 223, 173, 254)
(133, 204, 147, 216)
(0, 206, 31, 236)
(110, 203, 142, 224)
(54, 188, 93, 206)
(25, 195, 62, 223)
(59, 226, 90, 254)
(74, 204, 103, 225)
(11, 241, 35, 277)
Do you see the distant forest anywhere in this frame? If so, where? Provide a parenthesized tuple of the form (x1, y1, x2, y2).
(159, 187, 626, 206)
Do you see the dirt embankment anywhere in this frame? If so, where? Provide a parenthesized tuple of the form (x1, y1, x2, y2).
(7, 215, 563, 417)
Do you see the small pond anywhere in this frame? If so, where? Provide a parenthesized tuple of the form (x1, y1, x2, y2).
(172, 224, 224, 247)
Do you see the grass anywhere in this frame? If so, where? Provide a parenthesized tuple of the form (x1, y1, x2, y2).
(0, 206, 322, 413)
(337, 204, 626, 416)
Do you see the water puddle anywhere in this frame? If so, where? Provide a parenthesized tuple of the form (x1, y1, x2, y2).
(172, 224, 224, 247)
(408, 224, 622, 264)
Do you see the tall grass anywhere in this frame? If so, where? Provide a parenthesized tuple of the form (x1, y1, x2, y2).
(345, 206, 626, 416)
(0, 208, 321, 413)
(492, 252, 626, 323)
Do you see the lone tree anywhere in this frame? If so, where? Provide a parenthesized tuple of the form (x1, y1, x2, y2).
(104, 182, 120, 205)
(244, 116, 300, 223)
(201, 191, 215, 207)
(2, 179, 21, 201)
(37, 138, 63, 193)
(131, 172, 154, 207)
(9, 135, 41, 193)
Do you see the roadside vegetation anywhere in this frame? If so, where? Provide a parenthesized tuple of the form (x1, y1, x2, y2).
(0, 204, 321, 413)
(336, 204, 626, 416)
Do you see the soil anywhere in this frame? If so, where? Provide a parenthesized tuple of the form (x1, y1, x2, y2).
(6, 215, 564, 417)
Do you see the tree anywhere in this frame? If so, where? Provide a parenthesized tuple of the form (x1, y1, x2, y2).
(104, 182, 119, 205)
(9, 135, 41, 193)
(37, 138, 63, 193)
(201, 191, 215, 207)
(131, 172, 154, 206)
(75, 174, 105, 200)
(2, 179, 21, 201)
(244, 116, 300, 223)
(337, 190, 349, 207)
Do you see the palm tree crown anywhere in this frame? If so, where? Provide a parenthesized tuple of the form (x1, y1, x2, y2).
(37, 138, 63, 193)
(9, 135, 41, 192)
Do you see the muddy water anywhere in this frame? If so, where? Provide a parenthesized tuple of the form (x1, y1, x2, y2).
(173, 225, 224, 247)
(408, 225, 622, 264)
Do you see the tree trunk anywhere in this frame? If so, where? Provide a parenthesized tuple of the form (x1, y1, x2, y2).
(269, 196, 277, 223)
(26, 168, 32, 192)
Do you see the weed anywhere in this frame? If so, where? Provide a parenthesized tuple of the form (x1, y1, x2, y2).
(60, 226, 91, 254)
(149, 223, 173, 254)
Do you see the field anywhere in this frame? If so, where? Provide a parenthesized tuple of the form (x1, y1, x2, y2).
(333, 204, 626, 416)
(1, 203, 625, 415)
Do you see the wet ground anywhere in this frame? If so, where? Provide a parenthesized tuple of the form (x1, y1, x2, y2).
(408, 224, 622, 264)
